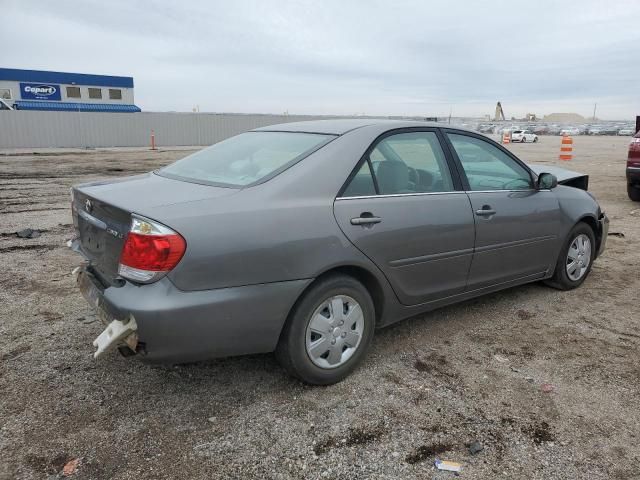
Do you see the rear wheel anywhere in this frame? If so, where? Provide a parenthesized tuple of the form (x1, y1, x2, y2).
(545, 222, 595, 290)
(521, 136, 527, 143)
(275, 274, 375, 385)
(533, 136, 539, 143)
(628, 183, 640, 202)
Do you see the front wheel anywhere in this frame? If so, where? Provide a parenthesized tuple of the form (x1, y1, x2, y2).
(545, 222, 595, 290)
(533, 136, 539, 143)
(275, 274, 375, 385)
(521, 137, 527, 143)
(628, 183, 640, 202)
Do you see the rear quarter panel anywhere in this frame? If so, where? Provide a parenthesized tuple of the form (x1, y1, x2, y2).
(141, 127, 398, 295)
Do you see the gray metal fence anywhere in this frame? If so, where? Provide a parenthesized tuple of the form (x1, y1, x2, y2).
(0, 111, 330, 149)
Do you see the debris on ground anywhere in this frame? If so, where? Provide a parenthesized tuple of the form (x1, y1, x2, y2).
(607, 232, 625, 238)
(541, 383, 555, 393)
(16, 228, 41, 239)
(468, 441, 483, 455)
(493, 354, 509, 363)
(434, 459, 462, 472)
(62, 458, 80, 476)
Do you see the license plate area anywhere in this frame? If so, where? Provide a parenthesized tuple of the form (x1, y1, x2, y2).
(77, 269, 104, 309)
(78, 210, 108, 257)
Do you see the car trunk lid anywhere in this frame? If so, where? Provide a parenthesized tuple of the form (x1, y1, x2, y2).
(72, 172, 237, 284)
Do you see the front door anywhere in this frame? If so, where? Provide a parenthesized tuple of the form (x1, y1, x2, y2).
(334, 130, 475, 306)
(445, 131, 562, 290)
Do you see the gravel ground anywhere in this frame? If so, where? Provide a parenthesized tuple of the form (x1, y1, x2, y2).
(1, 136, 638, 479)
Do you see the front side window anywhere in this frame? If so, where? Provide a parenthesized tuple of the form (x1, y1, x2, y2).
(88, 88, 102, 99)
(109, 89, 122, 100)
(447, 133, 532, 191)
(66, 86, 81, 98)
(160, 131, 332, 187)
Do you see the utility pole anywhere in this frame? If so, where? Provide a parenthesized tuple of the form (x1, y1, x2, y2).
(592, 103, 597, 121)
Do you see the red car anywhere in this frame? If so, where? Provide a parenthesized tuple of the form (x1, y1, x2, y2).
(628, 132, 640, 201)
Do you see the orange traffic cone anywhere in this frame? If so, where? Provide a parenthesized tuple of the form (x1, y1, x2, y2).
(559, 134, 573, 161)
(502, 131, 511, 144)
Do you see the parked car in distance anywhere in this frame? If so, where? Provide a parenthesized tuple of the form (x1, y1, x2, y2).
(618, 128, 634, 136)
(510, 129, 538, 143)
(560, 127, 581, 136)
(628, 132, 640, 201)
(532, 125, 549, 135)
(71, 119, 609, 384)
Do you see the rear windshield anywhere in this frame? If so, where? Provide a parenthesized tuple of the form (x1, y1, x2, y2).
(159, 131, 333, 187)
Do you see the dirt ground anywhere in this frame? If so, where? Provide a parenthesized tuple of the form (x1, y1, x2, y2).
(1, 135, 638, 480)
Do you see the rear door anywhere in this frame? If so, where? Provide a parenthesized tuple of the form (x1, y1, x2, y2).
(444, 131, 561, 290)
(333, 129, 475, 306)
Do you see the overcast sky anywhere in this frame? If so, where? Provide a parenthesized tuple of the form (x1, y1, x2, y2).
(3, 0, 638, 119)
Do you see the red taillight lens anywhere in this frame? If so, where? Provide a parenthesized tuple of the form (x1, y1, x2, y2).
(120, 232, 185, 271)
(118, 216, 186, 283)
(629, 138, 640, 166)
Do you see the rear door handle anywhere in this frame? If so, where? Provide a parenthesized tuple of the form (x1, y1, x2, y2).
(475, 207, 496, 217)
(351, 215, 382, 225)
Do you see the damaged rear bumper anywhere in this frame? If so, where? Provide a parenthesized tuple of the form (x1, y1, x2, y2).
(75, 266, 140, 358)
(74, 265, 311, 363)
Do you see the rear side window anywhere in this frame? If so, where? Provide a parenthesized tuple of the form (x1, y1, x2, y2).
(370, 131, 454, 194)
(342, 162, 376, 197)
(341, 131, 454, 196)
(160, 132, 332, 187)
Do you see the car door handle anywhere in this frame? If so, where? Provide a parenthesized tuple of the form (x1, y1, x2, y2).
(475, 207, 496, 217)
(351, 215, 382, 225)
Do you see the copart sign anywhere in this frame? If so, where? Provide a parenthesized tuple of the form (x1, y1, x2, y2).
(20, 83, 61, 101)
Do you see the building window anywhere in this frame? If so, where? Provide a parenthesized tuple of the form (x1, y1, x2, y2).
(88, 88, 102, 99)
(66, 86, 81, 98)
(0, 88, 11, 100)
(109, 89, 122, 100)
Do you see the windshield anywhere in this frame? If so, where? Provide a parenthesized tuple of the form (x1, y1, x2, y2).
(159, 131, 333, 187)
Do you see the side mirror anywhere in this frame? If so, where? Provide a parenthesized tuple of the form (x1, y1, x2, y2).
(537, 172, 558, 190)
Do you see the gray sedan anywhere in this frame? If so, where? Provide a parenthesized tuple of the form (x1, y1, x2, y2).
(71, 119, 608, 384)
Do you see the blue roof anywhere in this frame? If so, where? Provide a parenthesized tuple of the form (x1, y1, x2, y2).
(0, 68, 134, 88)
(14, 101, 141, 113)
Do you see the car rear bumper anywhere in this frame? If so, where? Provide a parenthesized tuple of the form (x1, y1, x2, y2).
(627, 166, 640, 185)
(76, 265, 311, 363)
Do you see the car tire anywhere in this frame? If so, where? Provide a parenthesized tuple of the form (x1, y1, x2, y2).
(533, 136, 538, 143)
(544, 222, 596, 291)
(628, 183, 640, 202)
(521, 137, 527, 143)
(275, 274, 375, 385)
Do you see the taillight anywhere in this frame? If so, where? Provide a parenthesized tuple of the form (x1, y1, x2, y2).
(629, 138, 640, 167)
(118, 216, 186, 283)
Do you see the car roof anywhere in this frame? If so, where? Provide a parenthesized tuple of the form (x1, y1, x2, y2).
(253, 118, 443, 135)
